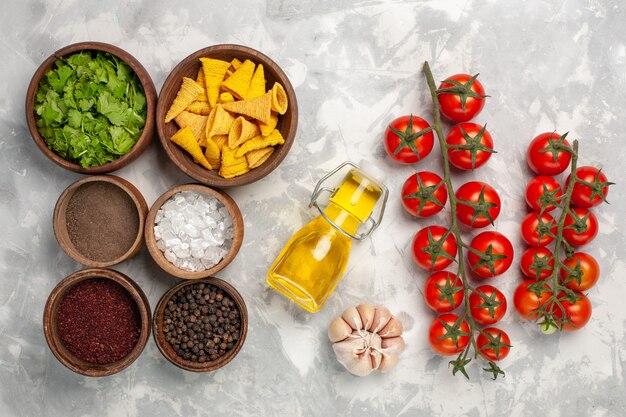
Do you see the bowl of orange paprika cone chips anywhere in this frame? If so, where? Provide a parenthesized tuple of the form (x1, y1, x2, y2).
(156, 44, 298, 187)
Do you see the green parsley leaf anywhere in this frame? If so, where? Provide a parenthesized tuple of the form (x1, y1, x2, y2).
(34, 51, 147, 168)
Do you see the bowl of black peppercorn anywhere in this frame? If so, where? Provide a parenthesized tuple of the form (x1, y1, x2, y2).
(153, 277, 248, 372)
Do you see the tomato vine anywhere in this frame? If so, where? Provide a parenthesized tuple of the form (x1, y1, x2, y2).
(423, 61, 510, 379)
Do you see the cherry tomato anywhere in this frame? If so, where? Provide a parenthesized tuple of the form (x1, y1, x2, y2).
(469, 285, 507, 325)
(445, 123, 494, 170)
(513, 281, 552, 320)
(467, 231, 514, 278)
(563, 207, 598, 247)
(525, 176, 563, 212)
(521, 212, 557, 247)
(527, 132, 572, 175)
(553, 292, 592, 331)
(566, 166, 612, 208)
(412, 226, 457, 271)
(428, 313, 470, 356)
(477, 327, 511, 362)
(384, 115, 434, 164)
(520, 247, 555, 280)
(424, 271, 464, 313)
(401, 171, 447, 217)
(455, 181, 501, 228)
(437, 74, 486, 123)
(560, 252, 600, 291)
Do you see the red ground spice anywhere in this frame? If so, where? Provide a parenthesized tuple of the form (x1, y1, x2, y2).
(56, 278, 141, 364)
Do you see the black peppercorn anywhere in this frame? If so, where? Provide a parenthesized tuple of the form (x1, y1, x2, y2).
(163, 283, 242, 364)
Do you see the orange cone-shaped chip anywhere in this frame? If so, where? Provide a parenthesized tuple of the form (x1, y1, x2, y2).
(234, 129, 284, 158)
(165, 77, 204, 123)
(258, 112, 278, 136)
(270, 82, 288, 115)
(219, 147, 249, 179)
(186, 101, 212, 116)
(222, 59, 255, 99)
(204, 138, 221, 169)
(246, 64, 266, 99)
(246, 147, 274, 169)
(206, 104, 236, 138)
(228, 116, 261, 148)
(170, 127, 212, 170)
(200, 58, 231, 107)
(222, 92, 272, 124)
(174, 111, 208, 146)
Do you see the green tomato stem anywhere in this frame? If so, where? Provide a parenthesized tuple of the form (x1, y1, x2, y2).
(540, 140, 579, 326)
(423, 61, 487, 363)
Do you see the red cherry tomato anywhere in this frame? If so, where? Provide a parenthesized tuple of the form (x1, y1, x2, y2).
(428, 313, 470, 355)
(520, 247, 555, 280)
(424, 271, 464, 313)
(521, 212, 557, 247)
(412, 226, 457, 271)
(563, 207, 598, 247)
(445, 123, 494, 170)
(437, 74, 486, 123)
(525, 176, 563, 212)
(401, 171, 447, 217)
(513, 281, 552, 320)
(384, 115, 434, 164)
(467, 231, 514, 278)
(566, 166, 612, 208)
(553, 292, 592, 331)
(469, 285, 507, 325)
(455, 181, 501, 228)
(527, 132, 572, 175)
(560, 252, 600, 291)
(477, 327, 511, 362)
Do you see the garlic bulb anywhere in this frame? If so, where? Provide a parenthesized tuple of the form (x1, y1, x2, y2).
(328, 304, 405, 376)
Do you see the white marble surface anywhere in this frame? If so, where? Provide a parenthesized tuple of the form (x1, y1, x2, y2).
(1, 0, 626, 416)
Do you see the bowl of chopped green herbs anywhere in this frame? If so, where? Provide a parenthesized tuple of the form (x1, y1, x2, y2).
(26, 42, 157, 173)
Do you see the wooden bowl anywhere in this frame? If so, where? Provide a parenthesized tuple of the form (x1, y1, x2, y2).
(43, 268, 151, 377)
(153, 277, 248, 372)
(25, 41, 157, 174)
(145, 183, 244, 279)
(53, 175, 148, 267)
(156, 44, 298, 187)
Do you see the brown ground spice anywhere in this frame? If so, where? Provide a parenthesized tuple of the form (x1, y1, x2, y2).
(56, 278, 141, 364)
(65, 182, 139, 262)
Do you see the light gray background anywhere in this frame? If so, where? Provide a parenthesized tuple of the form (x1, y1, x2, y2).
(1, 0, 625, 416)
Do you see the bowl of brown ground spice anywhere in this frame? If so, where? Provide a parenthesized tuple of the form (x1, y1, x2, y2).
(43, 268, 151, 376)
(53, 175, 148, 267)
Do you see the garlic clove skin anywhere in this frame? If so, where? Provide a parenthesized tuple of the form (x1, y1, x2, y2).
(371, 306, 392, 333)
(348, 354, 377, 377)
(356, 304, 376, 331)
(328, 317, 353, 342)
(381, 336, 405, 355)
(379, 317, 404, 338)
(342, 306, 363, 331)
(370, 347, 383, 370)
(378, 352, 400, 373)
(332, 337, 375, 377)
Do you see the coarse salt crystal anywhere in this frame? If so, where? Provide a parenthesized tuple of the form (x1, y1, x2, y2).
(154, 191, 234, 272)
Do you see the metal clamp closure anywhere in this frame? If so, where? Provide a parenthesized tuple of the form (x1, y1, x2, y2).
(308, 161, 388, 241)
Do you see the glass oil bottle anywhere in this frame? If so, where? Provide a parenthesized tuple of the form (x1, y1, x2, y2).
(266, 162, 388, 313)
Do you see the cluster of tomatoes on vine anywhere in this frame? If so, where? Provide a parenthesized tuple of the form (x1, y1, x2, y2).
(384, 72, 513, 377)
(515, 132, 613, 332)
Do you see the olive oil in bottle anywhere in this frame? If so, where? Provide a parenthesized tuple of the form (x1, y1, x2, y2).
(267, 163, 387, 313)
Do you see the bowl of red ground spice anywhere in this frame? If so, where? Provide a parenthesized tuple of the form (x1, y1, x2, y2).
(43, 268, 151, 376)
(153, 277, 248, 372)
(53, 175, 148, 267)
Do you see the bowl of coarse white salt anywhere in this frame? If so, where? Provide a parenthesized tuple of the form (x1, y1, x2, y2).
(144, 184, 244, 279)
